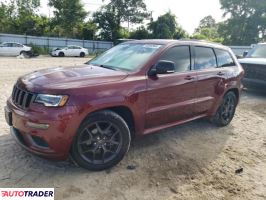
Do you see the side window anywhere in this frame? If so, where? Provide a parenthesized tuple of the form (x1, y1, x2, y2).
(195, 47, 217, 70)
(13, 43, 22, 47)
(215, 49, 235, 67)
(160, 46, 191, 72)
(3, 43, 12, 47)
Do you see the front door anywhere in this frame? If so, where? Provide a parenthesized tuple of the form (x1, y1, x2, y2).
(145, 45, 197, 129)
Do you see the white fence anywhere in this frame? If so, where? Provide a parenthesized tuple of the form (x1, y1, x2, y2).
(0, 33, 254, 56)
(229, 46, 252, 57)
(0, 33, 113, 53)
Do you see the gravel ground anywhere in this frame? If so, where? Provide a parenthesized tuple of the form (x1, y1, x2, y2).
(0, 57, 265, 200)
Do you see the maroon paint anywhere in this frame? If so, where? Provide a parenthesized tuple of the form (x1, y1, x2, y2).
(6, 40, 244, 160)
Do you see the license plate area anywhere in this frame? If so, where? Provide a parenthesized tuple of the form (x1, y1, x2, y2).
(4, 106, 12, 126)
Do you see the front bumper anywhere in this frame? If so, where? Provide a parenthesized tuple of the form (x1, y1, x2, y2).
(5, 98, 81, 160)
(243, 78, 266, 89)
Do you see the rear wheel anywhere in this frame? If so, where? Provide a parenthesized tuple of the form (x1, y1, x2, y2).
(71, 110, 131, 171)
(211, 91, 237, 127)
(80, 52, 85, 57)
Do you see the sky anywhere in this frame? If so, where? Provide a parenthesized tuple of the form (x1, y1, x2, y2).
(39, 0, 225, 34)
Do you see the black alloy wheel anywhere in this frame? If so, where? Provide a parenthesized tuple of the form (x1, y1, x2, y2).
(71, 110, 131, 171)
(212, 91, 237, 127)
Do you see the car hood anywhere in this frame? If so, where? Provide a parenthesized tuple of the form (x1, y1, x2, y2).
(19, 65, 128, 91)
(238, 58, 266, 65)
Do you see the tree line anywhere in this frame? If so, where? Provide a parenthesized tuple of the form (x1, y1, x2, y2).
(0, 0, 265, 45)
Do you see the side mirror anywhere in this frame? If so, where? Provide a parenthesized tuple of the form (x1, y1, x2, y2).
(243, 51, 248, 57)
(149, 60, 175, 76)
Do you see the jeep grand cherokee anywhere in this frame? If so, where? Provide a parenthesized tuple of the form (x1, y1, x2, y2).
(5, 40, 244, 170)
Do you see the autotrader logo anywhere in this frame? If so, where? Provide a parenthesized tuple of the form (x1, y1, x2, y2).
(0, 188, 54, 200)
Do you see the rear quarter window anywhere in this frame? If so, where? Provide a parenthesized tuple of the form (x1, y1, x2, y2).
(215, 49, 235, 67)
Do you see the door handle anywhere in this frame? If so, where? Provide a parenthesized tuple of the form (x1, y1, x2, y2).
(217, 71, 225, 76)
(184, 75, 195, 80)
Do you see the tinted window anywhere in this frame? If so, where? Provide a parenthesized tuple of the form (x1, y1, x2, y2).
(89, 43, 162, 71)
(195, 47, 217, 70)
(3, 43, 12, 47)
(13, 43, 23, 47)
(160, 46, 191, 72)
(215, 49, 235, 67)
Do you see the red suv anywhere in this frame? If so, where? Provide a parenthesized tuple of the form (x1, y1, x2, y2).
(5, 40, 244, 170)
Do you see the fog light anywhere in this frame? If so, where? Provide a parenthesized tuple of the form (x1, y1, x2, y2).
(26, 122, 50, 130)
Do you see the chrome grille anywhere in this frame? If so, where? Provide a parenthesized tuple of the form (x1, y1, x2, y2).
(12, 86, 35, 109)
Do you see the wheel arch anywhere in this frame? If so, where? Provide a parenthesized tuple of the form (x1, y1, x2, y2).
(79, 105, 136, 139)
(225, 88, 240, 104)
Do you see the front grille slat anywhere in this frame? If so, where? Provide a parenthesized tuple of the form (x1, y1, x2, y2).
(11, 85, 34, 109)
(16, 90, 21, 103)
(242, 63, 266, 81)
(22, 93, 28, 108)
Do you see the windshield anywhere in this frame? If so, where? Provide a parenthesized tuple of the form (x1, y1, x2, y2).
(88, 43, 162, 71)
(247, 45, 266, 58)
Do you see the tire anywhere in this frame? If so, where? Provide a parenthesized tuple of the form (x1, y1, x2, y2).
(59, 52, 65, 57)
(20, 51, 28, 58)
(80, 52, 85, 57)
(211, 91, 237, 127)
(71, 110, 131, 171)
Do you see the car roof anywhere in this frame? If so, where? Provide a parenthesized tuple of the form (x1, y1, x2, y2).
(67, 45, 82, 47)
(126, 39, 229, 50)
(2, 42, 23, 45)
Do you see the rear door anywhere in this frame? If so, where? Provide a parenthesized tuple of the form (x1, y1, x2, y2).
(74, 46, 82, 56)
(192, 46, 229, 115)
(145, 45, 197, 129)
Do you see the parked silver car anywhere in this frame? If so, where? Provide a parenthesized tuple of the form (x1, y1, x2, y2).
(0, 42, 32, 56)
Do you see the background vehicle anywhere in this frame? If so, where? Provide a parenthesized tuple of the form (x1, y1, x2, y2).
(239, 43, 266, 89)
(0, 42, 32, 56)
(5, 40, 244, 171)
(50, 45, 89, 57)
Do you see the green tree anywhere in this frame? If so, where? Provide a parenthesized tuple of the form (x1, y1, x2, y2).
(93, 0, 150, 41)
(219, 0, 266, 45)
(0, 2, 14, 33)
(0, 0, 50, 36)
(48, 0, 87, 38)
(148, 12, 187, 39)
(129, 26, 150, 39)
(193, 15, 223, 43)
(195, 15, 216, 33)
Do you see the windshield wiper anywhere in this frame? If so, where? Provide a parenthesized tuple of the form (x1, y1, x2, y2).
(98, 64, 117, 71)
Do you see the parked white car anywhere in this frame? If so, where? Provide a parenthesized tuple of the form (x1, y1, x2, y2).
(0, 42, 32, 56)
(50, 45, 89, 57)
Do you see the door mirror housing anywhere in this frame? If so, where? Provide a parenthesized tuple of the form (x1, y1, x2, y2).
(149, 60, 175, 76)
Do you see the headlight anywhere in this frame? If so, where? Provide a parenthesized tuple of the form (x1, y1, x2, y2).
(34, 94, 69, 107)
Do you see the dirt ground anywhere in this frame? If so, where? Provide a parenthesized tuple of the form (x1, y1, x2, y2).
(0, 57, 265, 200)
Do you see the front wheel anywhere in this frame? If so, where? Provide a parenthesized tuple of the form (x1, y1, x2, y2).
(211, 91, 237, 127)
(58, 52, 65, 57)
(71, 110, 131, 171)
(20, 51, 29, 58)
